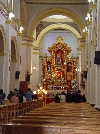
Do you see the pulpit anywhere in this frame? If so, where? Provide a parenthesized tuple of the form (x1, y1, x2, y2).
(41, 36, 78, 94)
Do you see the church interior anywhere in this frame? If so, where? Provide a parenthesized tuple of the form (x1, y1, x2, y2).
(1, 0, 100, 133)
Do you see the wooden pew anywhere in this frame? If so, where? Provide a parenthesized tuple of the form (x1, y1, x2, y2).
(2, 123, 100, 134)
(2, 102, 100, 134)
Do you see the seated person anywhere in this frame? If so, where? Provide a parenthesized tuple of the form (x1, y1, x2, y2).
(66, 89, 73, 102)
(82, 94, 87, 102)
(0, 89, 6, 105)
(60, 91, 66, 102)
(73, 90, 82, 103)
(9, 92, 19, 103)
(54, 93, 60, 103)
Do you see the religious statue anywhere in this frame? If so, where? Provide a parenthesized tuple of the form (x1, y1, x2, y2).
(67, 62, 72, 72)
(47, 64, 51, 72)
(26, 71, 30, 82)
(56, 51, 62, 65)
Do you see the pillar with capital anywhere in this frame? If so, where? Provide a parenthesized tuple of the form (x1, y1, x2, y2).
(90, 4, 97, 105)
(78, 38, 86, 91)
(95, 0, 100, 109)
(31, 48, 40, 91)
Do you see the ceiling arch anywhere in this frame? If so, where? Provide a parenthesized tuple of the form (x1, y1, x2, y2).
(28, 8, 85, 38)
(36, 23, 81, 47)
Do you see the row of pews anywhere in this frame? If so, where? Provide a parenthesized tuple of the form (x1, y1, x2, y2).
(1, 102, 100, 134)
(0, 100, 43, 123)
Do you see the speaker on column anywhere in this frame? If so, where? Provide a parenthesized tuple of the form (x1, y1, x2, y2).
(83, 71, 87, 79)
(15, 71, 20, 79)
(94, 51, 100, 65)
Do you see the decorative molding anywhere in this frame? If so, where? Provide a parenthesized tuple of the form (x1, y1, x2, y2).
(5, 19, 12, 24)
(80, 44, 86, 47)
(22, 37, 35, 42)
(32, 52, 40, 54)
(78, 38, 86, 42)
(87, 20, 92, 26)
(17, 32, 23, 37)
(90, 4, 97, 9)
(22, 43, 27, 46)
(11, 60, 17, 62)
(0, 53, 6, 56)
(33, 45, 40, 50)
(36, 23, 81, 47)
(27, 44, 33, 46)
(22, 43, 33, 47)
(28, 8, 85, 37)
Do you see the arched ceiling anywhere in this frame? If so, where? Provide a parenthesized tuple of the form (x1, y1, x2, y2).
(27, 8, 85, 37)
(36, 23, 81, 47)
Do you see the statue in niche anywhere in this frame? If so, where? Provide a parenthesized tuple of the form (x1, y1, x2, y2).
(67, 62, 72, 72)
(47, 62, 51, 72)
(56, 51, 62, 65)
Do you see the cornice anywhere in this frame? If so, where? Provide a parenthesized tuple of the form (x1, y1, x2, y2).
(22, 37, 35, 42)
(33, 45, 40, 50)
(78, 38, 86, 42)
(22, 43, 33, 47)
(17, 32, 23, 37)
(80, 44, 86, 47)
(11, 60, 17, 62)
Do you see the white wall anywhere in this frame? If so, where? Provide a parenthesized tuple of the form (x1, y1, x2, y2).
(40, 30, 79, 57)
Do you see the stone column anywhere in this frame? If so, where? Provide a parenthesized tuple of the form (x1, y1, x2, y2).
(15, 33, 22, 89)
(3, 20, 12, 95)
(87, 20, 92, 103)
(78, 38, 86, 92)
(78, 38, 86, 72)
(78, 50, 81, 90)
(31, 49, 40, 91)
(95, 0, 100, 108)
(90, 5, 97, 105)
(23, 37, 34, 88)
(0, 55, 5, 89)
(84, 33, 88, 99)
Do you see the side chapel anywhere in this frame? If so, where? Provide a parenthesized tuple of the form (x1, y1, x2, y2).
(41, 36, 78, 93)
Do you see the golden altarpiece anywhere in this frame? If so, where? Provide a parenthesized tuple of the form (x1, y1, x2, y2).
(41, 36, 77, 92)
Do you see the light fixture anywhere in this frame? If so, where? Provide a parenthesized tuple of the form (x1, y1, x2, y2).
(88, 0, 95, 3)
(83, 26, 88, 33)
(33, 91, 36, 94)
(47, 15, 68, 19)
(19, 26, 24, 33)
(75, 68, 79, 71)
(9, 12, 14, 20)
(33, 64, 37, 70)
